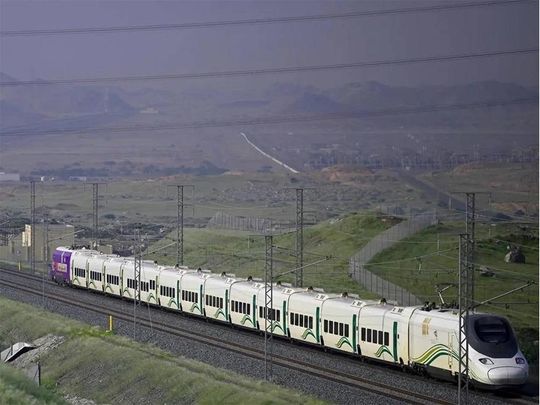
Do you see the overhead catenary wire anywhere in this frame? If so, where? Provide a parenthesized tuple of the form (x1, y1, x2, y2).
(0, 0, 532, 37)
(1, 47, 537, 87)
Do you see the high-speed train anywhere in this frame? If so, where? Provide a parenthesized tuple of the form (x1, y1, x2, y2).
(51, 246, 528, 388)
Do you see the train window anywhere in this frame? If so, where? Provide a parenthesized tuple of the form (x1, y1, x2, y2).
(384, 332, 389, 346)
(339, 323, 344, 336)
(309, 316, 313, 329)
(373, 330, 378, 344)
(294, 313, 299, 326)
(195, 293, 198, 303)
(260, 307, 263, 318)
(150, 280, 155, 290)
(361, 327, 366, 341)
(277, 310, 280, 321)
(345, 324, 349, 338)
(367, 329, 372, 342)
(290, 313, 294, 325)
(379, 331, 383, 345)
(300, 315, 304, 328)
(242, 302, 246, 314)
(247, 304, 251, 315)
(206, 296, 209, 305)
(220, 298, 223, 308)
(324, 319, 328, 333)
(329, 321, 333, 334)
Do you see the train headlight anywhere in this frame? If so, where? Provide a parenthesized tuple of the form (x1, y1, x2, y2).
(515, 357, 526, 365)
(479, 358, 494, 365)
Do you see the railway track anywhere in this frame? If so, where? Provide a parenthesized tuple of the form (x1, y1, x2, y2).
(0, 267, 450, 405)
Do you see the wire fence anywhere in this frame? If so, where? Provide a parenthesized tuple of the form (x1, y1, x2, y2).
(349, 210, 439, 306)
(207, 211, 292, 233)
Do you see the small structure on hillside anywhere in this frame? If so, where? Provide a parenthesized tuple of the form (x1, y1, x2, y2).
(504, 246, 526, 264)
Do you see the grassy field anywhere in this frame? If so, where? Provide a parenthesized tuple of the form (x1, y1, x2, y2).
(146, 212, 399, 297)
(365, 221, 539, 362)
(0, 296, 323, 404)
(0, 362, 67, 405)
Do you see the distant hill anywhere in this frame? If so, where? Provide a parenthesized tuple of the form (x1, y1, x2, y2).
(0, 72, 537, 175)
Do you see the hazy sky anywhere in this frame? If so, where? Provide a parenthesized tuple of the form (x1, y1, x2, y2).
(0, 0, 538, 88)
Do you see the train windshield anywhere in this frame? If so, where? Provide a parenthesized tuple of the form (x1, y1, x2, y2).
(475, 317, 510, 344)
(467, 315, 517, 358)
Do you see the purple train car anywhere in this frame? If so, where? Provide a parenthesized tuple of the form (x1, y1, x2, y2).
(50, 247, 73, 284)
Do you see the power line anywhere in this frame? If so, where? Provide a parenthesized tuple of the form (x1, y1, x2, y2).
(0, 97, 536, 138)
(0, 48, 537, 87)
(0, 0, 532, 37)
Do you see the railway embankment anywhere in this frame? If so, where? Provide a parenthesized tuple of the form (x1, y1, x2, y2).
(0, 296, 322, 404)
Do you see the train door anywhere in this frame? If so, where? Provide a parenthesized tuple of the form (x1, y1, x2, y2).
(85, 259, 89, 288)
(449, 332, 455, 371)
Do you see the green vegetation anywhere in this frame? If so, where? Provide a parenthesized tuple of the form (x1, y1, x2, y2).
(147, 212, 400, 297)
(365, 221, 539, 363)
(0, 297, 323, 404)
(0, 363, 67, 405)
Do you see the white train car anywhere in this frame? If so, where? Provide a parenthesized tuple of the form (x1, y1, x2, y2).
(203, 272, 230, 323)
(407, 309, 528, 386)
(180, 268, 210, 317)
(138, 261, 160, 304)
(288, 288, 322, 345)
(158, 267, 188, 310)
(256, 282, 294, 337)
(229, 277, 260, 329)
(357, 301, 401, 364)
(102, 256, 123, 296)
(70, 249, 93, 288)
(86, 253, 118, 293)
(320, 294, 363, 354)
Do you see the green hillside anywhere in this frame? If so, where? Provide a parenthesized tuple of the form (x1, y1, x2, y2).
(0, 297, 323, 404)
(365, 221, 539, 363)
(147, 212, 400, 297)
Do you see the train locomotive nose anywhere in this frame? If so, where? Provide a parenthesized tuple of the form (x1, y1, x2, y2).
(487, 366, 528, 385)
